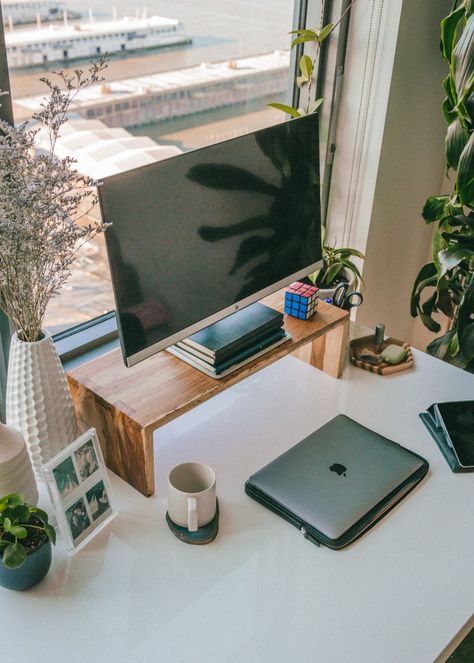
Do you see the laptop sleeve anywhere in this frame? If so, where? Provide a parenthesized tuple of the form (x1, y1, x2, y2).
(245, 415, 429, 550)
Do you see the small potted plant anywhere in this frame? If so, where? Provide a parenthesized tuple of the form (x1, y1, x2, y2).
(0, 493, 56, 591)
(308, 228, 365, 300)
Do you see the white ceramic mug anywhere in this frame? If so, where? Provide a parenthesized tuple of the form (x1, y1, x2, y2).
(168, 462, 216, 532)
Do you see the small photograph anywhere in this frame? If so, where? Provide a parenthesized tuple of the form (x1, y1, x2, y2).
(86, 480, 111, 521)
(74, 439, 99, 481)
(53, 456, 79, 499)
(65, 498, 91, 541)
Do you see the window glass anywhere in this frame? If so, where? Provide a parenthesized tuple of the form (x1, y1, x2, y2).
(2, 0, 295, 334)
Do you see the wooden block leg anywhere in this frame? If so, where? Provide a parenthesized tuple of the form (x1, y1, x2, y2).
(68, 377, 156, 496)
(292, 319, 349, 378)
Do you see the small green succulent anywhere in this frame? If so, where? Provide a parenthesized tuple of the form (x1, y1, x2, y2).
(0, 493, 56, 569)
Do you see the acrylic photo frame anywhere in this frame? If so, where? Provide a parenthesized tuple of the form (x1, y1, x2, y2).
(43, 428, 117, 554)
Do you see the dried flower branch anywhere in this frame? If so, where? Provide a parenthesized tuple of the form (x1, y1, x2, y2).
(0, 57, 110, 342)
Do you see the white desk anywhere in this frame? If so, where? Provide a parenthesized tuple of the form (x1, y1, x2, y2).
(2, 350, 473, 663)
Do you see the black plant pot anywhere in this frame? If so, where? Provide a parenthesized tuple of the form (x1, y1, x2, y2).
(0, 539, 52, 591)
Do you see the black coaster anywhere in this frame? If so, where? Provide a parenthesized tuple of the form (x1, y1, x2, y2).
(166, 499, 219, 545)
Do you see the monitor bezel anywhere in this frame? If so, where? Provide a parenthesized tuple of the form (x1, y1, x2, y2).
(101, 114, 323, 368)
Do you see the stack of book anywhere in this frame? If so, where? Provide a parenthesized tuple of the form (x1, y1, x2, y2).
(171, 303, 286, 377)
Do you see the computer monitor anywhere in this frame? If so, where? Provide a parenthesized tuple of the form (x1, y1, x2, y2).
(99, 113, 323, 367)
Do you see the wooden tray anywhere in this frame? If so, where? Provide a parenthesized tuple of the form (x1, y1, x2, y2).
(350, 334, 414, 375)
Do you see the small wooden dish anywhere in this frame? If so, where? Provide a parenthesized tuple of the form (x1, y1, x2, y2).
(350, 335, 414, 375)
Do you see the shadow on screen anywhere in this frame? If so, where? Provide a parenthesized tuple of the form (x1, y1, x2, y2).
(188, 124, 321, 300)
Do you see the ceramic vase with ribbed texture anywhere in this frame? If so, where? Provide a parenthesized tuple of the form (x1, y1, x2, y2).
(0, 422, 38, 505)
(6, 331, 78, 480)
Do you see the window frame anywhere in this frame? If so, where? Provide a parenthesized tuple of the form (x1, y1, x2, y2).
(0, 0, 323, 369)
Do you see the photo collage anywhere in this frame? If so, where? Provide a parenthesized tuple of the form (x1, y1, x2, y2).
(46, 430, 115, 551)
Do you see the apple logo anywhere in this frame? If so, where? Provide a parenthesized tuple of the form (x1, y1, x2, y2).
(330, 463, 347, 477)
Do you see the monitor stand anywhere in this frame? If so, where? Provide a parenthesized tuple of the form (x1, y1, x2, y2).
(166, 304, 291, 379)
(67, 290, 350, 496)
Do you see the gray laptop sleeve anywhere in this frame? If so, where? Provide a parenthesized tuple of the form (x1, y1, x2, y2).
(245, 414, 429, 549)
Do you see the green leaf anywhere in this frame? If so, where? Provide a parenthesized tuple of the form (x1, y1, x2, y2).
(457, 131, 474, 206)
(296, 75, 308, 88)
(9, 504, 30, 523)
(43, 522, 56, 545)
(457, 69, 474, 107)
(457, 274, 474, 360)
(291, 35, 319, 47)
(442, 97, 456, 124)
(323, 262, 344, 287)
(307, 270, 319, 285)
(452, 13, 474, 98)
(421, 291, 438, 318)
(420, 312, 442, 333)
(440, 5, 465, 64)
(442, 74, 456, 108)
(442, 231, 474, 249)
(422, 195, 449, 222)
(30, 507, 49, 524)
(339, 258, 364, 287)
(267, 103, 301, 118)
(3, 517, 12, 532)
(438, 245, 474, 277)
(299, 54, 313, 81)
(432, 225, 448, 271)
(289, 28, 318, 38)
(8, 525, 27, 539)
(437, 284, 455, 318)
(0, 494, 24, 508)
(467, 0, 474, 18)
(410, 262, 438, 319)
(427, 329, 471, 368)
(443, 214, 474, 230)
(307, 98, 323, 114)
(448, 331, 460, 357)
(446, 117, 469, 170)
(336, 247, 366, 260)
(318, 23, 334, 42)
(2, 542, 27, 569)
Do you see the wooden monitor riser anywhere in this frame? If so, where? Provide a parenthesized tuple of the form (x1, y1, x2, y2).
(67, 291, 349, 496)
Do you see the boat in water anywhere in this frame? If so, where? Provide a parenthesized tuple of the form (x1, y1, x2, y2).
(5, 14, 191, 68)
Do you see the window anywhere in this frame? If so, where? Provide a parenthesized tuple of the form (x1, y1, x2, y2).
(1, 0, 300, 339)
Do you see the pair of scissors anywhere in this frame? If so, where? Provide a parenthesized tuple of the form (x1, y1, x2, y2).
(331, 282, 363, 310)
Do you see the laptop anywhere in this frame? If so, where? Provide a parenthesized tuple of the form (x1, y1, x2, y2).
(245, 414, 429, 549)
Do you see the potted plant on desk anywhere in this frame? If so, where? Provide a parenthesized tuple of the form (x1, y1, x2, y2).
(308, 230, 365, 301)
(0, 493, 56, 591)
(0, 58, 110, 477)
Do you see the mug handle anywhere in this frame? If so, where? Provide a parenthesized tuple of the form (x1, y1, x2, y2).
(187, 497, 198, 532)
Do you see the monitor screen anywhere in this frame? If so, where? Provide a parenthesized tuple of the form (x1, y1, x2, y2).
(100, 113, 322, 366)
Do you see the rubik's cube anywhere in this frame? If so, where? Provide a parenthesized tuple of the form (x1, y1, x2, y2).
(284, 282, 319, 319)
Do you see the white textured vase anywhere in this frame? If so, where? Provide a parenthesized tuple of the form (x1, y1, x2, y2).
(6, 331, 78, 479)
(0, 422, 38, 505)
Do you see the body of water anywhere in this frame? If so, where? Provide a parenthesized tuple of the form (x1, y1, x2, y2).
(8, 0, 294, 97)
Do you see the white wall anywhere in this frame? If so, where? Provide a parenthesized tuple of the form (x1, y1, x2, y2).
(325, 0, 450, 343)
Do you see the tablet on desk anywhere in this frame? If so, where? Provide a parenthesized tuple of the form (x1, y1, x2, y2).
(434, 401, 474, 469)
